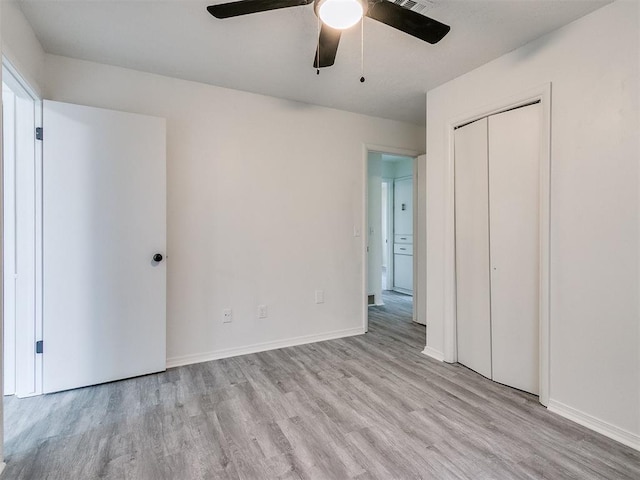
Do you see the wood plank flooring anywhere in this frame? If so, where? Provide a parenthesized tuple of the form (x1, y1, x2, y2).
(4, 291, 639, 479)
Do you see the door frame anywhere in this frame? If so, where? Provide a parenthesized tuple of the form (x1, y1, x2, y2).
(381, 177, 394, 290)
(362, 144, 421, 333)
(443, 83, 551, 406)
(2, 57, 43, 398)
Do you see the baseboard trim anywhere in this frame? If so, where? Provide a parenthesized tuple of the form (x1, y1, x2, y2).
(393, 288, 413, 296)
(0, 461, 5, 476)
(422, 346, 445, 362)
(166, 326, 366, 369)
(548, 399, 640, 451)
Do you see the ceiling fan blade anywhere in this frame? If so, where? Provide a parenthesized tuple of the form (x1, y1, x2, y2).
(313, 24, 342, 68)
(207, 0, 313, 19)
(366, 1, 450, 44)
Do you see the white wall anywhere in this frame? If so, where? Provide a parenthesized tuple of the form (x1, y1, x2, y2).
(382, 161, 395, 179)
(1, 1, 45, 94)
(44, 54, 425, 365)
(425, 0, 639, 443)
(393, 158, 413, 179)
(381, 158, 414, 180)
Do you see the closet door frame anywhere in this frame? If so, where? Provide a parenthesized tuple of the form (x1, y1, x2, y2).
(444, 83, 552, 406)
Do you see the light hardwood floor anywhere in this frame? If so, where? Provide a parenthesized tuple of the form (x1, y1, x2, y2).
(4, 291, 639, 479)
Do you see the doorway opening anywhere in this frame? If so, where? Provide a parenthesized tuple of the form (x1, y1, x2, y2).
(2, 59, 43, 402)
(366, 150, 420, 334)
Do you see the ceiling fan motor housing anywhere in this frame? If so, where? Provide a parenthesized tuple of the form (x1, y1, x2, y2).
(313, 0, 369, 19)
(206, 0, 450, 68)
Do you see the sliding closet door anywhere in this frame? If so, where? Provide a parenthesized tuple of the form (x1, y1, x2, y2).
(454, 118, 492, 379)
(488, 104, 541, 394)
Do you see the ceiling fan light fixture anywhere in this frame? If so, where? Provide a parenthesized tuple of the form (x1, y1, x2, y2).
(317, 0, 365, 30)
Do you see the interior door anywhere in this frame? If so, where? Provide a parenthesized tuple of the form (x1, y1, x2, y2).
(454, 118, 492, 379)
(489, 104, 541, 394)
(43, 100, 166, 393)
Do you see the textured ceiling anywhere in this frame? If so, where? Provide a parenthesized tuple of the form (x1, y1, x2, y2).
(19, 0, 611, 125)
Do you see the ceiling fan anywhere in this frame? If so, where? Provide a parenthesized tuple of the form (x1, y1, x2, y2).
(206, 0, 450, 69)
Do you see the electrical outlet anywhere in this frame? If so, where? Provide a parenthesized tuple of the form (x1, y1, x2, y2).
(258, 305, 268, 319)
(315, 290, 324, 304)
(223, 308, 233, 323)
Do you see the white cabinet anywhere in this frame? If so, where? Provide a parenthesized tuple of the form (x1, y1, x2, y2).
(393, 176, 413, 294)
(394, 244, 413, 255)
(394, 177, 413, 234)
(393, 254, 413, 292)
(455, 103, 541, 395)
(394, 234, 412, 244)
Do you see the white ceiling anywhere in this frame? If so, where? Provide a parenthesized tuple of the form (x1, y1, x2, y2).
(18, 0, 611, 125)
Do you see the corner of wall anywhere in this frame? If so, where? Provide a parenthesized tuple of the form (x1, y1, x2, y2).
(422, 346, 444, 362)
(548, 399, 640, 452)
(1, 0, 46, 95)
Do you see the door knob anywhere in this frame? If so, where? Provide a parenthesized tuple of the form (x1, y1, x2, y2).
(153, 253, 164, 262)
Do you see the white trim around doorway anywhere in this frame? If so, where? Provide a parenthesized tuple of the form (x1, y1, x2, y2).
(362, 143, 421, 333)
(2, 57, 44, 398)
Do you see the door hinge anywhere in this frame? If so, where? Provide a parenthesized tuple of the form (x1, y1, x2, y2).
(36, 340, 43, 354)
(35, 127, 43, 141)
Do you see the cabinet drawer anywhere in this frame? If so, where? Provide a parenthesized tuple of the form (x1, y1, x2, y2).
(394, 244, 413, 255)
(394, 234, 413, 244)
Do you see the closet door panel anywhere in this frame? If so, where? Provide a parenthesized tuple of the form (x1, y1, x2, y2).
(454, 118, 492, 379)
(488, 104, 541, 395)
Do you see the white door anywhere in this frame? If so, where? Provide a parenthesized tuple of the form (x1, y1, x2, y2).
(489, 104, 541, 394)
(43, 100, 166, 394)
(454, 118, 492, 379)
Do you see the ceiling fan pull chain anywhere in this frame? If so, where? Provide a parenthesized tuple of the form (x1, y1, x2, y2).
(360, 16, 365, 83)
(317, 15, 321, 75)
